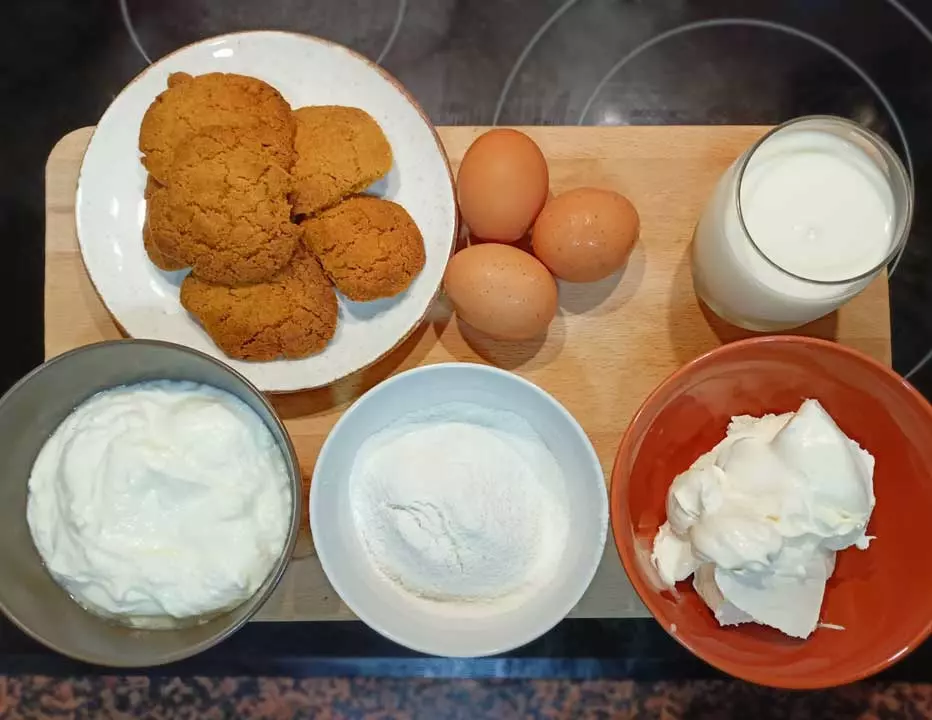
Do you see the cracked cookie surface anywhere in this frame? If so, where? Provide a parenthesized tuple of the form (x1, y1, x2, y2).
(180, 244, 338, 361)
(301, 195, 425, 301)
(139, 72, 294, 186)
(148, 124, 300, 286)
(142, 176, 187, 271)
(291, 106, 393, 217)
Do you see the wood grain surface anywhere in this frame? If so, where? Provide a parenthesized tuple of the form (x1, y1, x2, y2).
(45, 126, 891, 621)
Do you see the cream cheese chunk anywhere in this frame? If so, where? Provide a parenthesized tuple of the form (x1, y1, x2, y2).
(651, 399, 875, 639)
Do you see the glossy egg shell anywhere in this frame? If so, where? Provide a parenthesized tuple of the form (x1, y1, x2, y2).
(532, 187, 639, 282)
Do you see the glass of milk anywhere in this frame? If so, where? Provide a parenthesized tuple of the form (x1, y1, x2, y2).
(691, 116, 912, 331)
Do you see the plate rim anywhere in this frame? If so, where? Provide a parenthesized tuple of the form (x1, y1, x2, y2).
(75, 29, 458, 395)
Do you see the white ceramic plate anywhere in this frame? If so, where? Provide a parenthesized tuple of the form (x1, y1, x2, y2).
(76, 31, 456, 393)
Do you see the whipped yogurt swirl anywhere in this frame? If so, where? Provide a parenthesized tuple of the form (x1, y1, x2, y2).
(651, 399, 875, 638)
(27, 381, 292, 622)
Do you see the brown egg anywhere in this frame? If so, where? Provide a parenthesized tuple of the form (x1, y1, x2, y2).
(531, 187, 640, 282)
(443, 243, 557, 340)
(456, 129, 549, 243)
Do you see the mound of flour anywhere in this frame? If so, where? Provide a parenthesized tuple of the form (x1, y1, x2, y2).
(349, 401, 568, 605)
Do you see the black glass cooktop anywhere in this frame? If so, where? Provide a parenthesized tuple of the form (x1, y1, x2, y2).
(2, 0, 932, 677)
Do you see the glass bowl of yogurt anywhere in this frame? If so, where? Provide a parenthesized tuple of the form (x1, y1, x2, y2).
(0, 340, 300, 667)
(610, 336, 932, 689)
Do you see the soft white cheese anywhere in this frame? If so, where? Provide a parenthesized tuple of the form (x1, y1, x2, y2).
(651, 399, 875, 639)
(27, 381, 292, 622)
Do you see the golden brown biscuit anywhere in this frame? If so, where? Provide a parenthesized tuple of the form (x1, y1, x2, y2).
(291, 106, 393, 216)
(139, 72, 295, 185)
(142, 176, 187, 271)
(180, 244, 338, 362)
(301, 196, 425, 301)
(148, 124, 300, 286)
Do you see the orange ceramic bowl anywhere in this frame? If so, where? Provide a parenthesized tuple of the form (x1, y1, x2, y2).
(611, 335, 932, 689)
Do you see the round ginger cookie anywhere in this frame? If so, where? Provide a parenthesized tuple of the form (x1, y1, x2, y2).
(143, 176, 187, 271)
(145, 170, 198, 271)
(151, 124, 300, 286)
(139, 72, 295, 185)
(301, 196, 426, 302)
(143, 224, 186, 272)
(291, 106, 393, 217)
(180, 244, 338, 362)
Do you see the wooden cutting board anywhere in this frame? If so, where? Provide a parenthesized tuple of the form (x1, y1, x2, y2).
(45, 126, 891, 621)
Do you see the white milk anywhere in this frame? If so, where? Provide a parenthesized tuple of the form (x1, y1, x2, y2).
(692, 119, 908, 330)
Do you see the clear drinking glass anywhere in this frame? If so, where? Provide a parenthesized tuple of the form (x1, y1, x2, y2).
(691, 115, 912, 331)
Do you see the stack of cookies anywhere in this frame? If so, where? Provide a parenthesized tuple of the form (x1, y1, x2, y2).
(140, 72, 427, 362)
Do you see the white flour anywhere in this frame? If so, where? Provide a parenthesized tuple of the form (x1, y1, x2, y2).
(349, 402, 568, 606)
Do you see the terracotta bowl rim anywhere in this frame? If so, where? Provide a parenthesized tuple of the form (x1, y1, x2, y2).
(610, 334, 932, 689)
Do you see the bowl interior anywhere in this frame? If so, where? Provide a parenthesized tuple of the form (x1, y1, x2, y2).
(0, 341, 299, 667)
(311, 363, 608, 657)
(612, 337, 932, 688)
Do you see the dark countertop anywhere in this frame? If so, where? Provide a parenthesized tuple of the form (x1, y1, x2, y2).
(3, 675, 932, 718)
(2, 0, 932, 682)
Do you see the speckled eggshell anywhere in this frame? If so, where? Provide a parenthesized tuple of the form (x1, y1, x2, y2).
(532, 187, 639, 283)
(443, 243, 557, 340)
